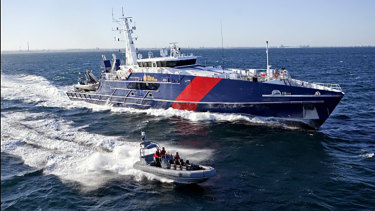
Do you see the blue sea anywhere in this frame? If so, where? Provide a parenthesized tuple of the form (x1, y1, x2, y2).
(1, 47, 375, 210)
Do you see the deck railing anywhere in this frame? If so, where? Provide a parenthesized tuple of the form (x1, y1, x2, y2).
(313, 83, 343, 92)
(291, 79, 342, 92)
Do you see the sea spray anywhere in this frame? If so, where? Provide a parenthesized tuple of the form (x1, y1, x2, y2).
(1, 111, 213, 188)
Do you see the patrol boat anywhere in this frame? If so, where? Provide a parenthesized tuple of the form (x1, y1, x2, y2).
(66, 11, 344, 129)
(133, 132, 216, 184)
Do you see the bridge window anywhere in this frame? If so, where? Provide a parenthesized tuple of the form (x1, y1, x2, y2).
(137, 59, 196, 68)
(127, 82, 160, 90)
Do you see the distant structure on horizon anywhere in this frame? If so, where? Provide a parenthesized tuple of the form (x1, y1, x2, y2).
(279, 44, 310, 48)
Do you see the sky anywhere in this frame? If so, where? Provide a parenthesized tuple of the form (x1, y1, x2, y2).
(1, 0, 375, 51)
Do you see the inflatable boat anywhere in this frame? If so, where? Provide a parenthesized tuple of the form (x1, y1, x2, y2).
(133, 133, 216, 184)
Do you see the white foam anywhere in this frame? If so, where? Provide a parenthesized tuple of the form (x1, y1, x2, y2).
(1, 74, 87, 109)
(111, 107, 272, 125)
(360, 153, 374, 158)
(1, 111, 212, 188)
(111, 106, 299, 129)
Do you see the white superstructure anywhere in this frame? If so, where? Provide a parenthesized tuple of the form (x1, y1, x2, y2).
(110, 10, 342, 93)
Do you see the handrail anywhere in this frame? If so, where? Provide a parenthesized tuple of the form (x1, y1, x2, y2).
(313, 83, 342, 92)
(291, 79, 342, 92)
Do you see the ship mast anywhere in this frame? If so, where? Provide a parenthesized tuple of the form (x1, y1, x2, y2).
(266, 41, 271, 80)
(113, 8, 138, 66)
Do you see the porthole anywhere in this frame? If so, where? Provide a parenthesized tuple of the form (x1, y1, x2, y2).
(148, 93, 153, 98)
(130, 92, 135, 96)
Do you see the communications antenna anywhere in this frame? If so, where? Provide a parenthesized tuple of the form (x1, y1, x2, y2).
(220, 19, 225, 70)
(266, 41, 272, 79)
(112, 7, 138, 66)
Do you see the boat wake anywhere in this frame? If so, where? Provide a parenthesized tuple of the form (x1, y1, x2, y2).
(1, 74, 79, 108)
(1, 110, 214, 189)
(1, 73, 217, 188)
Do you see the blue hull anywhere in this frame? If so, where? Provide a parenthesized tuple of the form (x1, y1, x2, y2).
(67, 73, 343, 129)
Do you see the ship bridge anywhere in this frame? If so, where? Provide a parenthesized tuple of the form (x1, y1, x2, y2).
(137, 43, 197, 68)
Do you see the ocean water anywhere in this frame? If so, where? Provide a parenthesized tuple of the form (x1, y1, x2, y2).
(1, 48, 375, 210)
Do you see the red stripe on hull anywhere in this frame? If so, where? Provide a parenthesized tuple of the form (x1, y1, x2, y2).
(172, 77, 221, 111)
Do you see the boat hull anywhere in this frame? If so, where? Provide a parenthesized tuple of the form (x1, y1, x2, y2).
(74, 83, 99, 91)
(67, 73, 343, 129)
(133, 161, 216, 184)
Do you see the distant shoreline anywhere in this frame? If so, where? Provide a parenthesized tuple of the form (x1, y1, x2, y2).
(2, 46, 374, 54)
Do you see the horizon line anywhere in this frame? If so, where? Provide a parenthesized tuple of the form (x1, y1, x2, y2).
(2, 45, 375, 54)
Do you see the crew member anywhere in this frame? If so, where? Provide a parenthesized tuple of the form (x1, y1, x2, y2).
(174, 152, 181, 165)
(160, 147, 166, 157)
(154, 149, 161, 167)
(167, 152, 174, 165)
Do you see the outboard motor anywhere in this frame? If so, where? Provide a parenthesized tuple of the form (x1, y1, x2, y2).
(141, 131, 146, 141)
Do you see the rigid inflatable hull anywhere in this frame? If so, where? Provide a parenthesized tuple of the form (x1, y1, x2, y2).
(133, 161, 216, 184)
